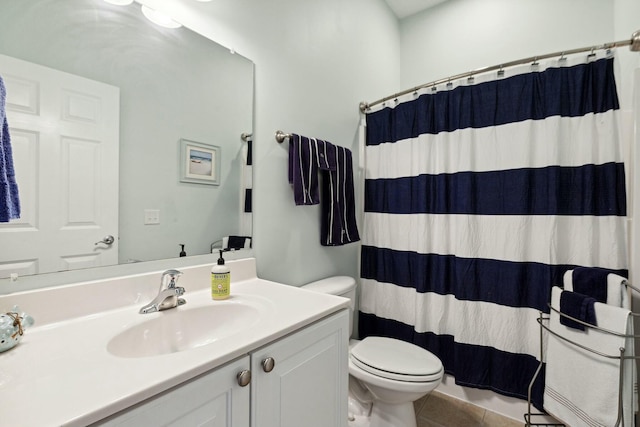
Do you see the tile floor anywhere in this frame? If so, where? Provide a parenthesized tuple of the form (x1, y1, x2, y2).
(414, 391, 525, 427)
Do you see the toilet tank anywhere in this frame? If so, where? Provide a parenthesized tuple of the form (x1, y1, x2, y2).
(302, 276, 356, 336)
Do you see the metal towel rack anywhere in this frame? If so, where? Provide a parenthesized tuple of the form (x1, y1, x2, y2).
(275, 130, 291, 143)
(525, 281, 640, 426)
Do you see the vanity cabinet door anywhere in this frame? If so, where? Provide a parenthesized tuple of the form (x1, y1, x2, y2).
(92, 356, 250, 427)
(250, 310, 349, 427)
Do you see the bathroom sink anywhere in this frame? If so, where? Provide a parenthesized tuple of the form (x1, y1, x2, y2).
(107, 301, 262, 358)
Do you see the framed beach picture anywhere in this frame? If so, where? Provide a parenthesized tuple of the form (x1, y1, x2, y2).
(179, 139, 221, 185)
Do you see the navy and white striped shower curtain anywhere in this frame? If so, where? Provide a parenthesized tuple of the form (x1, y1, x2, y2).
(359, 51, 628, 406)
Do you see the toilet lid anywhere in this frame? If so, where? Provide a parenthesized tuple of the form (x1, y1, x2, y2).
(351, 337, 443, 382)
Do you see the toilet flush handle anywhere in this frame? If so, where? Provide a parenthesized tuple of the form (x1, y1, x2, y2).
(261, 357, 275, 373)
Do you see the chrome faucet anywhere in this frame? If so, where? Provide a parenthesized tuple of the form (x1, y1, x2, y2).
(139, 269, 186, 314)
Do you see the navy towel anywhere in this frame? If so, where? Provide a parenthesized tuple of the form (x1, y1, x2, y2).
(227, 235, 252, 250)
(572, 267, 610, 303)
(560, 290, 597, 331)
(288, 134, 333, 205)
(320, 142, 360, 246)
(0, 75, 20, 222)
(288, 134, 360, 246)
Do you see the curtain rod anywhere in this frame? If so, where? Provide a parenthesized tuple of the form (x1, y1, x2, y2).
(359, 30, 640, 113)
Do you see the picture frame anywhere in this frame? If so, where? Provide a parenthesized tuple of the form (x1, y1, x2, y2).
(179, 139, 220, 185)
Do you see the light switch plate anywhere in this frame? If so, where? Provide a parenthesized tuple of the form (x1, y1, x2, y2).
(144, 209, 160, 225)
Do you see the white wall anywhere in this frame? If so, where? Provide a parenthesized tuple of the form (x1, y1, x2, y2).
(614, 0, 640, 111)
(139, 0, 400, 286)
(400, 0, 614, 90)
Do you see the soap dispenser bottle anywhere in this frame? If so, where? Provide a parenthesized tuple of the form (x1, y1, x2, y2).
(211, 250, 230, 300)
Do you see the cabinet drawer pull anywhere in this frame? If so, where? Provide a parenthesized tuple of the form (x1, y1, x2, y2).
(261, 357, 275, 373)
(237, 369, 251, 387)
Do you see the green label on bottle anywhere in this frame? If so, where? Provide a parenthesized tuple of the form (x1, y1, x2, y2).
(211, 272, 230, 299)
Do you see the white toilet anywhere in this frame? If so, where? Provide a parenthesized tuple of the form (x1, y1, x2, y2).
(302, 276, 444, 427)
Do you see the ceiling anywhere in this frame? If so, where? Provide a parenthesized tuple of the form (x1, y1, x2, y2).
(384, 0, 448, 19)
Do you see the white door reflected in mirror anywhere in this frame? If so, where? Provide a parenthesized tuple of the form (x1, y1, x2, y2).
(0, 54, 119, 277)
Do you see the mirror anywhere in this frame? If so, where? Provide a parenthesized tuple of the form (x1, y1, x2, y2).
(0, 0, 254, 284)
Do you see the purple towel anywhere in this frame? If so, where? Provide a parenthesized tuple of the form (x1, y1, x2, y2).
(0, 75, 20, 222)
(572, 267, 610, 303)
(288, 134, 360, 246)
(560, 290, 597, 331)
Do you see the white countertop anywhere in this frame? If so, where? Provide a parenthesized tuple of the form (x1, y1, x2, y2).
(0, 258, 349, 426)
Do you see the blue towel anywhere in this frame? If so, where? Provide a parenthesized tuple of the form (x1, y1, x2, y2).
(0, 75, 20, 222)
(559, 290, 597, 331)
(288, 134, 360, 246)
(572, 267, 609, 303)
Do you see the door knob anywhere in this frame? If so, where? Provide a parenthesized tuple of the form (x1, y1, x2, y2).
(94, 235, 115, 246)
(261, 357, 275, 373)
(237, 370, 251, 387)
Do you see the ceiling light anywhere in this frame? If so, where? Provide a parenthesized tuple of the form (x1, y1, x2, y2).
(140, 5, 182, 29)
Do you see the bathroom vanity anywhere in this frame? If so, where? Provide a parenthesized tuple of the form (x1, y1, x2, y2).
(0, 258, 349, 427)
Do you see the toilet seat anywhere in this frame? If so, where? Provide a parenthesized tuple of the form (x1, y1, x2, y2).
(350, 337, 443, 383)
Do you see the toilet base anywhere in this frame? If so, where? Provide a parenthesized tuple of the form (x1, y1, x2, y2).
(348, 397, 417, 427)
(369, 401, 417, 427)
(348, 414, 371, 427)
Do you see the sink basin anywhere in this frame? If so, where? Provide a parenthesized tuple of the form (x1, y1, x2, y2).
(107, 301, 262, 358)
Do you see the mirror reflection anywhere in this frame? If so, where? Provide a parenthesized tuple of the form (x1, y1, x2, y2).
(0, 0, 254, 280)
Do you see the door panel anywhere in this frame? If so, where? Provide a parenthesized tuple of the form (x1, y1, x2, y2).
(0, 53, 119, 277)
(251, 311, 349, 427)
